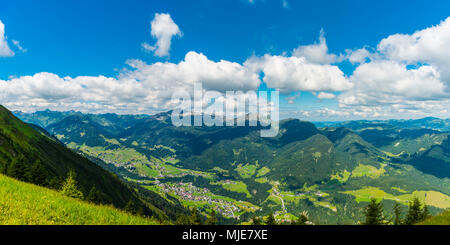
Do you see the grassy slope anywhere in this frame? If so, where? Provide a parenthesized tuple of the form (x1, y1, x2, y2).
(0, 173, 159, 225)
(418, 210, 450, 225)
(0, 105, 148, 211)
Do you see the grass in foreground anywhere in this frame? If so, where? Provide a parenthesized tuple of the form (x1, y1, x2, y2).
(0, 173, 159, 225)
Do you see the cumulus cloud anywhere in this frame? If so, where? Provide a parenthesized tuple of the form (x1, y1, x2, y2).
(345, 61, 445, 103)
(292, 29, 343, 64)
(8, 16, 450, 120)
(124, 51, 260, 93)
(274, 17, 450, 120)
(345, 47, 375, 64)
(377, 17, 450, 83)
(336, 60, 449, 119)
(0, 20, 14, 57)
(325, 17, 450, 119)
(245, 54, 352, 93)
(0, 52, 260, 113)
(142, 13, 182, 57)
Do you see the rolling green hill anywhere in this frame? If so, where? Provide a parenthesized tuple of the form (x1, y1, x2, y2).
(0, 173, 159, 225)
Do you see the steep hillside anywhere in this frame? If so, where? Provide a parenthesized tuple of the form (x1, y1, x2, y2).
(409, 135, 450, 178)
(0, 105, 166, 218)
(0, 173, 159, 225)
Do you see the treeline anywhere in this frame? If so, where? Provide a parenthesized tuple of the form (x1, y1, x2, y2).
(0, 155, 50, 187)
(0, 157, 145, 216)
(0, 154, 192, 223)
(177, 210, 311, 226)
(0, 157, 105, 205)
(244, 198, 432, 226)
(250, 212, 311, 225)
(362, 197, 430, 225)
(174, 207, 218, 225)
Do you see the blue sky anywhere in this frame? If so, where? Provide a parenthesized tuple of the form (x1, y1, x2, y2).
(2, 0, 450, 120)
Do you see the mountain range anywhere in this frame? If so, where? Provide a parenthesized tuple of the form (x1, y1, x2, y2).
(9, 108, 450, 224)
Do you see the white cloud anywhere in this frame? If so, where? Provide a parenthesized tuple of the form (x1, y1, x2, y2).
(246, 0, 290, 9)
(377, 17, 450, 84)
(141, 42, 154, 52)
(12, 40, 27, 53)
(0, 52, 260, 113)
(316, 92, 336, 99)
(142, 13, 182, 57)
(125, 51, 260, 93)
(8, 16, 450, 120)
(245, 54, 352, 93)
(345, 47, 374, 64)
(0, 20, 14, 57)
(324, 17, 450, 120)
(348, 61, 445, 102)
(285, 92, 300, 104)
(336, 60, 448, 118)
(292, 29, 342, 64)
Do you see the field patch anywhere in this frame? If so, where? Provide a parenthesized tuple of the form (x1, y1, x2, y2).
(343, 187, 450, 209)
(331, 169, 350, 183)
(236, 163, 258, 179)
(351, 163, 386, 179)
(256, 167, 270, 177)
(213, 180, 252, 198)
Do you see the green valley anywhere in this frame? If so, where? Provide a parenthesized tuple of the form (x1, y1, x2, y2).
(12, 109, 450, 225)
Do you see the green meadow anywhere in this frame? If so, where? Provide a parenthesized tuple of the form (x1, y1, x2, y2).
(0, 174, 159, 225)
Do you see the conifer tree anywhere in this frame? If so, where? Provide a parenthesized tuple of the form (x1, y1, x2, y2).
(60, 170, 84, 199)
(266, 212, 277, 225)
(363, 198, 385, 225)
(190, 207, 202, 225)
(7, 156, 29, 181)
(292, 211, 309, 225)
(137, 206, 145, 217)
(28, 160, 47, 186)
(420, 205, 430, 221)
(0, 161, 8, 174)
(251, 216, 262, 225)
(175, 214, 192, 225)
(49, 176, 63, 190)
(404, 198, 423, 225)
(206, 209, 217, 225)
(124, 200, 136, 214)
(393, 202, 402, 225)
(86, 185, 101, 204)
